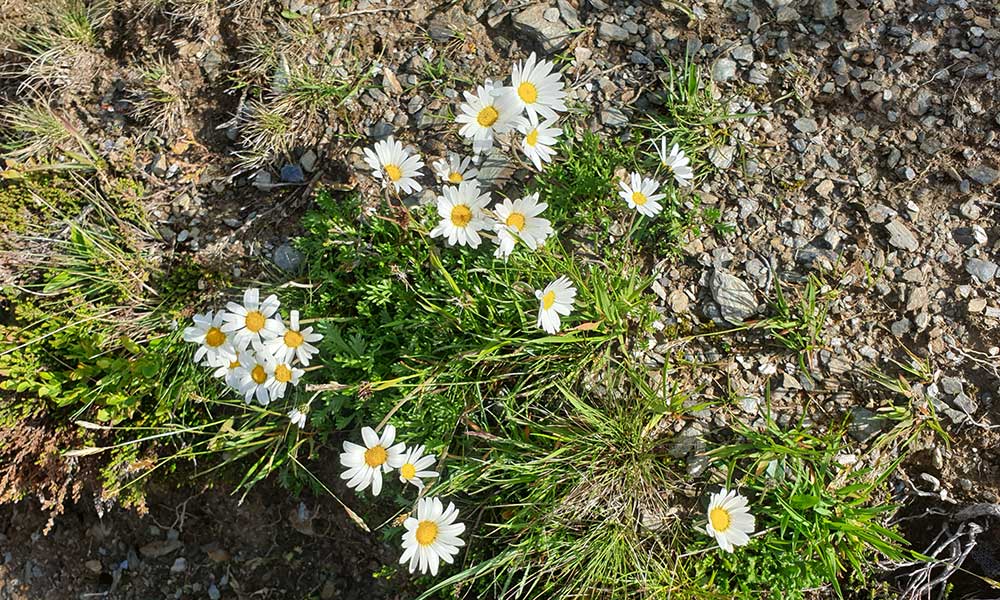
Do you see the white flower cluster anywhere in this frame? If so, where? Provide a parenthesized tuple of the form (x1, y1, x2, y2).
(361, 54, 696, 335)
(182, 288, 323, 410)
(340, 425, 464, 576)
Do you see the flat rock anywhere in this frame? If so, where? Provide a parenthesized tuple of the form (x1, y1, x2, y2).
(966, 258, 998, 283)
(273, 243, 304, 273)
(512, 4, 574, 53)
(842, 9, 869, 32)
(849, 407, 886, 442)
(886, 219, 918, 251)
(712, 58, 737, 83)
(709, 270, 757, 324)
(793, 117, 818, 133)
(966, 164, 999, 186)
(597, 21, 629, 42)
(139, 539, 182, 558)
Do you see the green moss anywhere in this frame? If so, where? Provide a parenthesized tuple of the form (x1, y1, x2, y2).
(0, 176, 83, 244)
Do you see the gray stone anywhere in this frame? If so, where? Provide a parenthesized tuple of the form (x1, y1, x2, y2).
(600, 107, 629, 127)
(842, 9, 869, 32)
(776, 6, 799, 22)
(512, 4, 574, 53)
(731, 44, 754, 64)
(476, 150, 516, 188)
(949, 393, 979, 415)
(966, 258, 998, 283)
(890, 318, 911, 336)
(709, 145, 736, 169)
(907, 88, 933, 116)
(273, 243, 304, 273)
(712, 58, 737, 83)
(793, 117, 818, 133)
(709, 270, 757, 324)
(597, 21, 629, 42)
(630, 50, 652, 66)
(959, 198, 981, 219)
(815, 0, 839, 18)
(299, 149, 318, 172)
(368, 121, 394, 141)
(848, 407, 886, 442)
(966, 164, 999, 185)
(940, 376, 964, 396)
(908, 37, 936, 55)
(169, 557, 187, 573)
(208, 584, 221, 600)
(886, 219, 918, 251)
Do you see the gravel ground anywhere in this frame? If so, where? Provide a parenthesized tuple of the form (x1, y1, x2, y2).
(1, 0, 998, 596)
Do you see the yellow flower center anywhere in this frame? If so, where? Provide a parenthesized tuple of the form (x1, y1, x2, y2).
(525, 128, 539, 147)
(228, 360, 240, 369)
(284, 329, 304, 348)
(662, 161, 673, 173)
(384, 164, 403, 181)
(205, 327, 226, 347)
(631, 191, 648, 206)
(541, 290, 556, 310)
(506, 212, 526, 231)
(245, 310, 266, 332)
(476, 105, 499, 127)
(517, 81, 538, 104)
(251, 364, 267, 384)
(400, 463, 416, 480)
(274, 364, 292, 383)
(448, 171, 463, 183)
(709, 507, 731, 532)
(364, 445, 388, 467)
(415, 520, 439, 546)
(450, 204, 472, 227)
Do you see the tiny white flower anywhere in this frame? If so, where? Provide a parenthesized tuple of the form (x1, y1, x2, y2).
(288, 407, 307, 429)
(432, 153, 478, 185)
(263, 310, 323, 366)
(397, 445, 439, 490)
(221, 288, 282, 351)
(508, 52, 567, 121)
(429, 180, 492, 248)
(456, 80, 524, 155)
(339, 425, 406, 496)
(182, 311, 236, 365)
(207, 348, 248, 390)
(657, 139, 694, 187)
(618, 172, 666, 218)
(535, 275, 577, 335)
(399, 497, 466, 576)
(234, 346, 272, 406)
(705, 488, 756, 553)
(362, 136, 425, 194)
(518, 113, 560, 171)
(264, 353, 303, 401)
(491, 192, 553, 260)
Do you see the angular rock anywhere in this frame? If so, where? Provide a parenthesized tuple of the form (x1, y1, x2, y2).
(885, 219, 918, 251)
(512, 4, 574, 53)
(966, 164, 999, 186)
(966, 258, 998, 283)
(712, 58, 737, 83)
(848, 407, 886, 442)
(842, 9, 869, 32)
(273, 243, 304, 273)
(709, 270, 757, 324)
(597, 21, 629, 42)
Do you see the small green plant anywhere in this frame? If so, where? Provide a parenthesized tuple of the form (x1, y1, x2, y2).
(758, 273, 833, 375)
(129, 58, 187, 137)
(705, 415, 911, 598)
(12, 0, 109, 91)
(0, 100, 103, 170)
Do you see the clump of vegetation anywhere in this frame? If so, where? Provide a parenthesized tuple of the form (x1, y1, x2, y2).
(128, 57, 188, 138)
(10, 0, 109, 92)
(0, 100, 103, 170)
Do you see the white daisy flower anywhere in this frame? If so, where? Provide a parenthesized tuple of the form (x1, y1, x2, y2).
(362, 136, 425, 194)
(509, 52, 567, 121)
(429, 181, 492, 249)
(263, 310, 323, 366)
(182, 310, 237, 365)
(535, 275, 577, 335)
(234, 346, 272, 406)
(518, 114, 560, 171)
(399, 497, 466, 576)
(339, 425, 406, 496)
(456, 80, 524, 155)
(705, 488, 756, 553)
(491, 192, 553, 260)
(221, 288, 282, 351)
(288, 407, 307, 429)
(207, 348, 248, 390)
(264, 353, 303, 401)
(397, 445, 439, 490)
(432, 153, 478, 185)
(618, 172, 666, 218)
(657, 139, 694, 187)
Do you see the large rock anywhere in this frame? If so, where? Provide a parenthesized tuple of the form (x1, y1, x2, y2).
(512, 3, 574, 53)
(709, 270, 757, 324)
